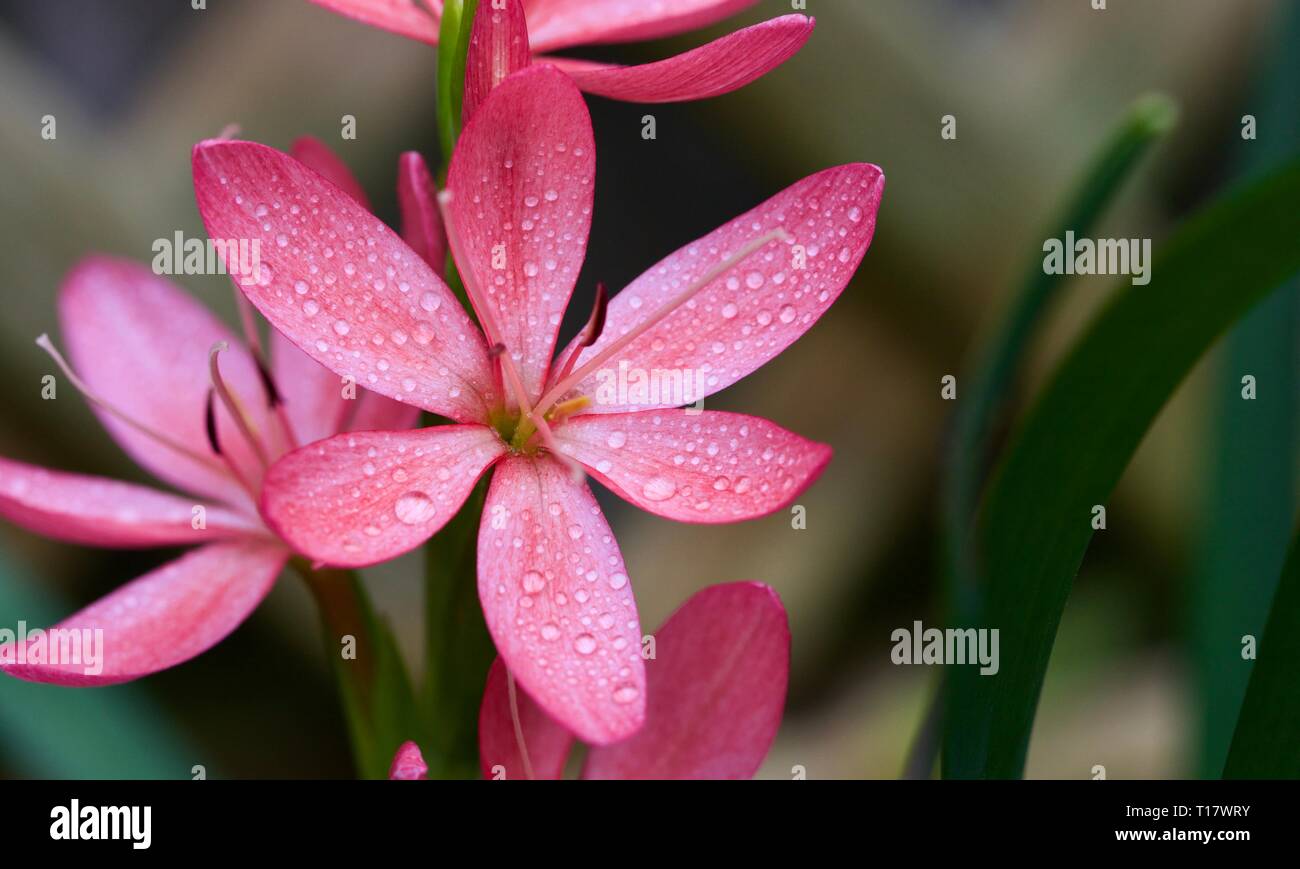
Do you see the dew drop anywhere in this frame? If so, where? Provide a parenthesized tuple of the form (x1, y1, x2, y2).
(641, 476, 676, 502)
(394, 491, 436, 525)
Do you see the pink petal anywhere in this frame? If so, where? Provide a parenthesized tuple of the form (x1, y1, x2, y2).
(583, 582, 789, 779)
(526, 0, 758, 53)
(290, 136, 372, 210)
(0, 456, 261, 548)
(553, 410, 830, 523)
(59, 256, 268, 506)
(260, 425, 505, 568)
(445, 65, 594, 404)
(0, 542, 286, 686)
(388, 741, 429, 780)
(305, 0, 440, 44)
(478, 455, 645, 745)
(271, 326, 350, 446)
(192, 139, 496, 424)
(271, 327, 420, 442)
(462, 0, 531, 124)
(397, 151, 448, 276)
(478, 657, 574, 780)
(347, 389, 423, 433)
(543, 15, 814, 103)
(558, 163, 884, 414)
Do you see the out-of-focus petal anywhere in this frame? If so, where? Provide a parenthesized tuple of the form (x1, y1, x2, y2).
(0, 541, 286, 686)
(261, 425, 505, 567)
(477, 455, 645, 745)
(388, 741, 429, 780)
(583, 582, 789, 779)
(552, 410, 830, 523)
(446, 65, 594, 404)
(290, 136, 372, 210)
(478, 656, 574, 780)
(271, 327, 350, 446)
(193, 139, 496, 424)
(0, 456, 261, 548)
(462, 0, 531, 124)
(347, 390, 423, 433)
(397, 151, 448, 276)
(58, 256, 268, 507)
(526, 0, 757, 53)
(305, 0, 440, 44)
(558, 164, 884, 413)
(543, 15, 813, 102)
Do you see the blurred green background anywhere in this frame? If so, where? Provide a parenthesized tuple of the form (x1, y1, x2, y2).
(0, 0, 1295, 779)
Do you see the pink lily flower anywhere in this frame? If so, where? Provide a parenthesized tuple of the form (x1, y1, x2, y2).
(390, 582, 789, 779)
(307, 0, 814, 103)
(0, 142, 435, 685)
(191, 65, 882, 745)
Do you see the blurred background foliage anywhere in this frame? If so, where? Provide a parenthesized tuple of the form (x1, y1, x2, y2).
(0, 0, 1294, 778)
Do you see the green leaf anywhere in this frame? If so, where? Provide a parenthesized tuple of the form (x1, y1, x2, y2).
(1223, 522, 1300, 778)
(296, 561, 421, 779)
(421, 475, 495, 779)
(1190, 0, 1300, 778)
(942, 92, 1178, 629)
(943, 153, 1300, 778)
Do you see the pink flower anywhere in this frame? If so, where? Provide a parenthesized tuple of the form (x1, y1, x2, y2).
(191, 65, 882, 745)
(390, 582, 789, 779)
(0, 142, 432, 685)
(307, 0, 814, 103)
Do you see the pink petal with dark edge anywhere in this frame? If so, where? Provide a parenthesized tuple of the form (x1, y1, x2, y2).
(192, 139, 496, 424)
(477, 455, 645, 745)
(552, 410, 831, 523)
(582, 581, 789, 779)
(478, 656, 574, 780)
(543, 15, 813, 103)
(260, 425, 505, 568)
(445, 65, 594, 404)
(397, 151, 448, 276)
(0, 541, 286, 685)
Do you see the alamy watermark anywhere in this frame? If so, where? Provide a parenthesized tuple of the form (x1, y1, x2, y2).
(0, 622, 103, 676)
(594, 360, 705, 412)
(891, 620, 999, 675)
(152, 231, 262, 280)
(1043, 231, 1151, 286)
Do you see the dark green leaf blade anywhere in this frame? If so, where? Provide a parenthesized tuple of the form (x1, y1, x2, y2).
(1223, 522, 1300, 778)
(944, 154, 1300, 778)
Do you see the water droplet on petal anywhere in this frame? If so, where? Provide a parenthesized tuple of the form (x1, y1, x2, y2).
(641, 476, 676, 502)
(394, 491, 436, 525)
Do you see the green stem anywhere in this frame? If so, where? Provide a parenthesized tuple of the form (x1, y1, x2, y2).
(436, 0, 479, 179)
(294, 559, 421, 779)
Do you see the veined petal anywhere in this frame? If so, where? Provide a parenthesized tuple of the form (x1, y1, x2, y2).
(193, 139, 496, 424)
(59, 256, 269, 506)
(388, 741, 429, 780)
(291, 136, 372, 210)
(446, 65, 594, 404)
(463, 0, 531, 124)
(553, 410, 830, 523)
(305, 0, 440, 44)
(583, 582, 789, 779)
(525, 0, 757, 53)
(543, 15, 813, 103)
(478, 656, 574, 780)
(0, 456, 261, 548)
(397, 151, 448, 276)
(558, 163, 884, 413)
(0, 541, 286, 686)
(478, 456, 645, 745)
(261, 425, 505, 568)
